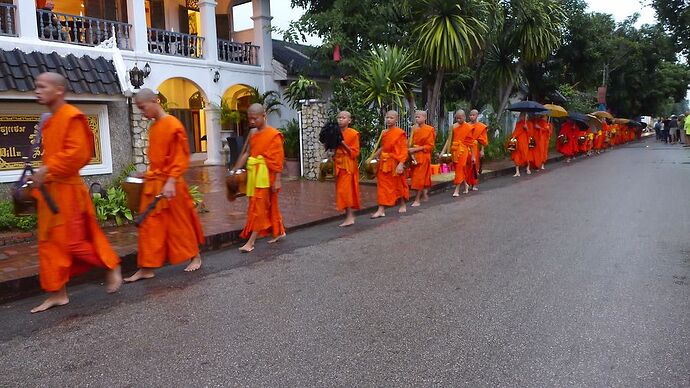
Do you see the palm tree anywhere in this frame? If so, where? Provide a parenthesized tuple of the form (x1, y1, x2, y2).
(491, 0, 567, 120)
(247, 86, 284, 117)
(353, 45, 420, 120)
(411, 0, 488, 124)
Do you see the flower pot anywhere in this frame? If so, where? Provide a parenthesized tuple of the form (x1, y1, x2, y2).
(284, 158, 300, 178)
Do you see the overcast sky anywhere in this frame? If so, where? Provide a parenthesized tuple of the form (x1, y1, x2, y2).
(235, 0, 660, 45)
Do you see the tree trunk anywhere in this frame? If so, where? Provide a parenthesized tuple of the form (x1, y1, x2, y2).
(469, 59, 485, 108)
(428, 67, 445, 130)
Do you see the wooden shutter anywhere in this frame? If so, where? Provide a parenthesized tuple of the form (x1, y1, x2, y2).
(178, 6, 189, 34)
(150, 0, 165, 29)
(216, 14, 230, 40)
(85, 0, 104, 19)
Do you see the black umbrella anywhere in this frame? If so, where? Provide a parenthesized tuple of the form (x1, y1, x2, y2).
(507, 101, 547, 113)
(568, 112, 590, 130)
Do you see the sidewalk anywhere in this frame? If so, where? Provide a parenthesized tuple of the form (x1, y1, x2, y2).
(0, 150, 567, 302)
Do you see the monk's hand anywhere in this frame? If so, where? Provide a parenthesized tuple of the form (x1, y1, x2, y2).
(396, 162, 405, 175)
(163, 178, 176, 199)
(480, 150, 485, 158)
(32, 167, 48, 187)
(273, 177, 282, 192)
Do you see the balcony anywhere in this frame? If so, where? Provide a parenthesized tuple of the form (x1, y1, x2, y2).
(36, 10, 131, 50)
(0, 3, 16, 37)
(148, 28, 204, 59)
(218, 39, 259, 66)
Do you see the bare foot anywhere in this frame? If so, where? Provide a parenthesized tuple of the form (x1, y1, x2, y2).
(370, 211, 385, 219)
(398, 205, 407, 213)
(411, 201, 421, 207)
(124, 269, 155, 283)
(421, 194, 430, 202)
(452, 192, 460, 197)
(339, 219, 355, 227)
(526, 169, 532, 175)
(472, 186, 479, 191)
(541, 165, 546, 170)
(239, 244, 254, 253)
(184, 255, 202, 272)
(268, 233, 286, 244)
(105, 265, 123, 293)
(31, 293, 69, 314)
(513, 173, 521, 177)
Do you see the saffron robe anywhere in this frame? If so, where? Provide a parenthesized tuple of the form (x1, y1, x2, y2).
(556, 120, 578, 157)
(451, 122, 473, 185)
(334, 127, 361, 211)
(137, 115, 204, 268)
(409, 123, 436, 190)
(465, 121, 488, 186)
(35, 103, 120, 292)
(510, 119, 534, 167)
(377, 127, 409, 206)
(240, 126, 286, 238)
(530, 117, 551, 169)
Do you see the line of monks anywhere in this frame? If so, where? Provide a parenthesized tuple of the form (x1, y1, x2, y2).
(507, 112, 642, 177)
(28, 72, 640, 314)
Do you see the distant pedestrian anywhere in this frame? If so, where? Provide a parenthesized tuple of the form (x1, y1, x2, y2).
(662, 118, 670, 143)
(654, 119, 662, 141)
(684, 114, 690, 146)
(670, 115, 679, 144)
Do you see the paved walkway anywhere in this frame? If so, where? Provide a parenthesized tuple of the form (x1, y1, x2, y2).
(0, 152, 565, 298)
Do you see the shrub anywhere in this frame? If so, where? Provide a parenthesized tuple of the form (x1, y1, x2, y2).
(0, 200, 37, 232)
(92, 187, 133, 226)
(280, 119, 300, 159)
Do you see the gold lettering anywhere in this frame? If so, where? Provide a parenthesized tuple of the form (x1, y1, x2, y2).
(0, 125, 26, 136)
(0, 147, 21, 158)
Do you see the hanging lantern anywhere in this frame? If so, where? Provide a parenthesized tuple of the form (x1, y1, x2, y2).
(333, 44, 341, 63)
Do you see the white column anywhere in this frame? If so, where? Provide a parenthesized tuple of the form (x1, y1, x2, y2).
(251, 0, 273, 70)
(199, 0, 218, 62)
(128, 0, 149, 54)
(204, 107, 223, 165)
(15, 0, 38, 39)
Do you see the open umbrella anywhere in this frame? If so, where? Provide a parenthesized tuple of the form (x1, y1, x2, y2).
(613, 118, 630, 124)
(586, 114, 603, 131)
(590, 111, 613, 120)
(544, 104, 568, 118)
(507, 101, 547, 113)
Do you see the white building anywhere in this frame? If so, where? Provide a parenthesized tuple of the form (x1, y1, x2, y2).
(0, 0, 289, 186)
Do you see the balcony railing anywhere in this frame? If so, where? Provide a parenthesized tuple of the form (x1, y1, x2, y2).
(218, 40, 259, 66)
(0, 3, 16, 37)
(36, 10, 131, 49)
(148, 29, 204, 59)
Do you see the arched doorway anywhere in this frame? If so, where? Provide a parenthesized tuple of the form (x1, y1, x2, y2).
(158, 78, 207, 154)
(222, 84, 253, 138)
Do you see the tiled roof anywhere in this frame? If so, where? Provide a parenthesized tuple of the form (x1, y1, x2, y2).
(0, 49, 121, 95)
(272, 39, 329, 79)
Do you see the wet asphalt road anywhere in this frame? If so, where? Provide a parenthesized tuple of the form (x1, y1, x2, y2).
(1, 138, 689, 387)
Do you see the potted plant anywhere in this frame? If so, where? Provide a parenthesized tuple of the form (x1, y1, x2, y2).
(281, 118, 301, 177)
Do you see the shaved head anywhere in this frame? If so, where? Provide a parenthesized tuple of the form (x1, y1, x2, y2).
(386, 110, 399, 119)
(455, 109, 465, 116)
(37, 72, 67, 90)
(248, 103, 265, 115)
(338, 111, 352, 119)
(384, 110, 399, 128)
(415, 110, 427, 117)
(414, 110, 427, 126)
(134, 88, 158, 103)
(470, 109, 479, 115)
(337, 111, 352, 129)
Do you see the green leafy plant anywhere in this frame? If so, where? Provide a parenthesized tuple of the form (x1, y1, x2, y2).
(92, 187, 133, 226)
(280, 119, 301, 159)
(247, 86, 284, 117)
(215, 97, 243, 129)
(188, 185, 207, 213)
(0, 201, 37, 231)
(284, 76, 322, 109)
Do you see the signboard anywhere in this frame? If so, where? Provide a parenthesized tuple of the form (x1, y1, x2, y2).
(0, 103, 112, 183)
(0, 115, 103, 171)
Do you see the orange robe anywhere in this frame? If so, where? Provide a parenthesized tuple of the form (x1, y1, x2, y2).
(465, 121, 488, 186)
(138, 115, 204, 268)
(451, 122, 473, 185)
(530, 117, 551, 169)
(409, 123, 436, 190)
(556, 120, 578, 157)
(34, 104, 120, 292)
(377, 127, 409, 206)
(240, 126, 286, 238)
(334, 127, 361, 211)
(510, 119, 533, 167)
(594, 122, 606, 150)
(576, 129, 591, 154)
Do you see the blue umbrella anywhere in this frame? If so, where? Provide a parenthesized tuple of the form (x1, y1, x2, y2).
(507, 101, 547, 112)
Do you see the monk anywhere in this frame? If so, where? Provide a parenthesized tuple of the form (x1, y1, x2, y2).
(440, 110, 473, 197)
(510, 113, 534, 176)
(30, 72, 122, 313)
(530, 114, 551, 170)
(556, 119, 578, 163)
(408, 110, 436, 206)
(235, 103, 286, 252)
(465, 109, 488, 191)
(124, 89, 204, 282)
(594, 118, 607, 154)
(334, 111, 360, 227)
(576, 123, 591, 156)
(371, 110, 409, 218)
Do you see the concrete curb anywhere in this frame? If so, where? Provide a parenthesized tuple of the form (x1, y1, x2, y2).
(0, 146, 627, 304)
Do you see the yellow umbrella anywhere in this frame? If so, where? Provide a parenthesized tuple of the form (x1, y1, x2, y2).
(544, 104, 568, 118)
(586, 114, 603, 131)
(591, 111, 613, 120)
(613, 118, 630, 124)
